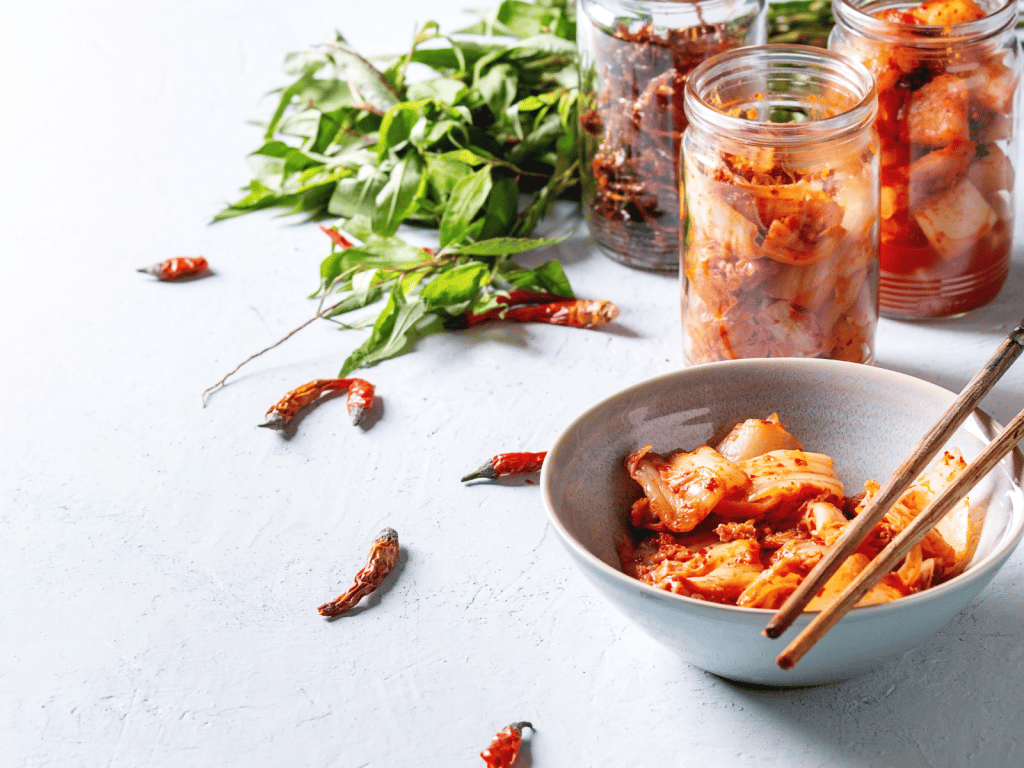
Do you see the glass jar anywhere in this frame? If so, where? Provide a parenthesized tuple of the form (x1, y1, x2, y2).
(829, 0, 1020, 318)
(681, 45, 880, 365)
(577, 0, 765, 271)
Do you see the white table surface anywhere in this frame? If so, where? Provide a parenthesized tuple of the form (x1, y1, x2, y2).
(3, 2, 1024, 766)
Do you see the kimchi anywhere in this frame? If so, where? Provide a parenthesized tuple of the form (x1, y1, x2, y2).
(618, 414, 977, 609)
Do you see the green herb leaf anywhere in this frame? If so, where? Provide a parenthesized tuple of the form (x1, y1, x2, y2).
(445, 235, 567, 256)
(438, 166, 493, 249)
(338, 283, 439, 376)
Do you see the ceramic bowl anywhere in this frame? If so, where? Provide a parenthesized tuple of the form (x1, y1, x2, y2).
(541, 359, 1024, 686)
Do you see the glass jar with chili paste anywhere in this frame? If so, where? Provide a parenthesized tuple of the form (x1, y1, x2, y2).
(577, 0, 765, 271)
(829, 0, 1020, 318)
(680, 45, 880, 364)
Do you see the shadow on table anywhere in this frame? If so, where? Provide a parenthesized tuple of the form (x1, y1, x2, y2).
(714, 591, 1024, 766)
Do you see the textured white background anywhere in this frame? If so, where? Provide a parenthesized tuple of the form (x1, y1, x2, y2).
(2, 1, 1024, 766)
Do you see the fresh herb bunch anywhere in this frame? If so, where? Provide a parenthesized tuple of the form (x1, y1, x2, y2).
(215, 0, 585, 377)
(215, 0, 580, 232)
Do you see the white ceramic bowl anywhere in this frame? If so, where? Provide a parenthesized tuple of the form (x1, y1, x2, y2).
(541, 359, 1024, 686)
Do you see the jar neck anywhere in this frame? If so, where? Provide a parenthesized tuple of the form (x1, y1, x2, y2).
(684, 44, 877, 146)
(580, 0, 764, 30)
(831, 0, 1018, 45)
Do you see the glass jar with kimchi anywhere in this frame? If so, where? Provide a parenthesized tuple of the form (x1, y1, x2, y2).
(829, 0, 1020, 318)
(680, 45, 880, 364)
(577, 0, 765, 271)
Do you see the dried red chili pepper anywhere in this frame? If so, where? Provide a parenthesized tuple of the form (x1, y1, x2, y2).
(137, 256, 209, 281)
(344, 378, 375, 426)
(259, 377, 376, 430)
(449, 299, 619, 330)
(320, 225, 356, 249)
(494, 289, 569, 306)
(318, 527, 400, 617)
(480, 722, 532, 768)
(462, 452, 547, 482)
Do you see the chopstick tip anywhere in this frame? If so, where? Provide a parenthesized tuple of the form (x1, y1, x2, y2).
(776, 653, 796, 670)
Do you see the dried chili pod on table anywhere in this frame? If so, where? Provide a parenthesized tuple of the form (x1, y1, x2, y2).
(137, 256, 209, 281)
(260, 377, 376, 430)
(462, 452, 547, 482)
(449, 299, 619, 330)
(318, 527, 399, 617)
(480, 722, 533, 767)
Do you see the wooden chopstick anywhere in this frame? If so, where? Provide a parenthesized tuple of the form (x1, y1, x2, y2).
(764, 318, 1024, 640)
(776, 405, 1024, 670)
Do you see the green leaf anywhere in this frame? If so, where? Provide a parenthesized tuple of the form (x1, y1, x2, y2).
(322, 38, 401, 114)
(420, 262, 490, 313)
(323, 274, 396, 318)
(339, 285, 438, 376)
(328, 163, 390, 219)
(509, 111, 563, 166)
(438, 166, 493, 249)
(405, 77, 468, 105)
(475, 63, 519, 117)
(478, 175, 519, 240)
(445, 234, 566, 256)
(423, 153, 475, 202)
(501, 257, 574, 296)
(372, 152, 426, 236)
(217, 0, 593, 376)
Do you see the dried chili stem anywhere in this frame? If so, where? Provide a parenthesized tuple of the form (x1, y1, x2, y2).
(318, 527, 400, 617)
(462, 452, 547, 482)
(480, 722, 533, 768)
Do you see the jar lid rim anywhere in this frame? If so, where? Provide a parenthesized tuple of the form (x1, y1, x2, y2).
(831, 0, 1018, 42)
(684, 44, 878, 144)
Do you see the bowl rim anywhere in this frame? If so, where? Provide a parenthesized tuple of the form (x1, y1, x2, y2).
(540, 358, 1024, 620)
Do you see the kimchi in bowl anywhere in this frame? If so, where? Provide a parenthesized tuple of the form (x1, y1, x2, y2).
(541, 359, 1024, 686)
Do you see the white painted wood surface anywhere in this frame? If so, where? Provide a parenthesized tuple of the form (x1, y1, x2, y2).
(3, 2, 1023, 765)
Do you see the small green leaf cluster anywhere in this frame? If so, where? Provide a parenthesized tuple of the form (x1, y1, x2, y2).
(317, 215, 574, 376)
(766, 0, 835, 47)
(215, 0, 580, 235)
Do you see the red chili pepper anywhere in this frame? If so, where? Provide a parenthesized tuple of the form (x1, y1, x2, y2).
(494, 289, 569, 306)
(345, 378, 375, 426)
(462, 451, 547, 482)
(259, 377, 376, 430)
(320, 225, 356, 249)
(450, 299, 619, 330)
(318, 528, 400, 617)
(480, 722, 532, 767)
(137, 256, 209, 281)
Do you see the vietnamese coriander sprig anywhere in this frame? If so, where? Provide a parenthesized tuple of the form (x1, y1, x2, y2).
(204, 0, 587, 393)
(213, 0, 580, 231)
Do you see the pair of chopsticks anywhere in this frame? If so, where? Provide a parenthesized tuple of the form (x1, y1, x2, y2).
(765, 318, 1024, 670)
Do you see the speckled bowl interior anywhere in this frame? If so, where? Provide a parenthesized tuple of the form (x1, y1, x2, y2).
(541, 359, 1024, 686)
